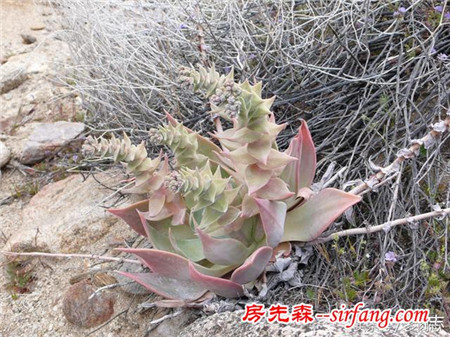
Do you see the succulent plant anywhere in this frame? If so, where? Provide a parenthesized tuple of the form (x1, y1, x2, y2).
(83, 65, 361, 304)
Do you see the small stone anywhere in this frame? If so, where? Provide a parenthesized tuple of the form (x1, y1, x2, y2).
(30, 24, 46, 31)
(0, 141, 11, 167)
(0, 61, 28, 94)
(21, 34, 37, 45)
(19, 121, 85, 164)
(62, 280, 115, 328)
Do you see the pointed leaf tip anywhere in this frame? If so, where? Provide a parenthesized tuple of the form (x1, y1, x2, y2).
(108, 199, 149, 237)
(255, 199, 287, 247)
(189, 263, 244, 298)
(231, 246, 273, 284)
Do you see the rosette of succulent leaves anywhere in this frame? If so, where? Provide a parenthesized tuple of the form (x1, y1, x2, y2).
(83, 65, 361, 305)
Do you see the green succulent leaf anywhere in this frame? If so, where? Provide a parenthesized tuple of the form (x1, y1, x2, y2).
(282, 188, 361, 242)
(231, 246, 273, 284)
(255, 199, 287, 247)
(117, 271, 206, 301)
(196, 228, 250, 266)
(281, 120, 317, 193)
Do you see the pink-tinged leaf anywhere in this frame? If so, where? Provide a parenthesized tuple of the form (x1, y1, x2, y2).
(231, 246, 273, 284)
(255, 199, 287, 247)
(137, 212, 175, 252)
(281, 120, 316, 192)
(117, 271, 206, 301)
(270, 242, 292, 262)
(146, 191, 166, 217)
(253, 177, 294, 200)
(214, 127, 261, 143)
(245, 164, 272, 194)
(217, 206, 241, 227)
(247, 135, 272, 164)
(118, 248, 190, 279)
(221, 146, 258, 165)
(119, 247, 232, 278)
(241, 195, 259, 218)
(168, 228, 204, 262)
(297, 187, 314, 200)
(188, 263, 244, 298)
(257, 149, 297, 171)
(108, 199, 149, 236)
(282, 188, 361, 242)
(196, 228, 249, 265)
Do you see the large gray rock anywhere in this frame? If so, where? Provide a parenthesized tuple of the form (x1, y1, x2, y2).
(19, 121, 85, 164)
(0, 141, 11, 167)
(5, 171, 122, 252)
(0, 60, 28, 94)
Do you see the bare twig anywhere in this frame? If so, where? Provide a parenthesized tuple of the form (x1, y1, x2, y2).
(303, 208, 450, 246)
(0, 251, 141, 265)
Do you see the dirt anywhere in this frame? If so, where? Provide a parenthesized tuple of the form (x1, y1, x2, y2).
(0, 1, 176, 336)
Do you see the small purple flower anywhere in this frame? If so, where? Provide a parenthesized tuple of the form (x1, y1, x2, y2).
(393, 7, 406, 18)
(72, 154, 79, 162)
(445, 12, 450, 20)
(437, 53, 448, 61)
(224, 66, 232, 74)
(385, 251, 397, 263)
(430, 47, 437, 55)
(434, 5, 443, 13)
(248, 53, 257, 60)
(179, 23, 188, 29)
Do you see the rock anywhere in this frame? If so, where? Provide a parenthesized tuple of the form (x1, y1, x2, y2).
(179, 311, 445, 337)
(19, 121, 85, 164)
(5, 170, 126, 252)
(62, 280, 115, 328)
(147, 311, 198, 337)
(30, 24, 46, 31)
(21, 34, 37, 45)
(0, 60, 28, 94)
(0, 141, 11, 167)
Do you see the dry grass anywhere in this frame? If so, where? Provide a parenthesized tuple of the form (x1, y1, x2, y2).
(52, 0, 449, 321)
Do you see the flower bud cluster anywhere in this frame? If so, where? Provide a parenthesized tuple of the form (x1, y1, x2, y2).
(209, 80, 242, 118)
(178, 66, 194, 90)
(165, 171, 185, 193)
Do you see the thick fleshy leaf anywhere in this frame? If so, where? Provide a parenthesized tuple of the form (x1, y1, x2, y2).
(117, 271, 206, 301)
(281, 120, 316, 192)
(270, 242, 292, 261)
(196, 228, 250, 265)
(138, 212, 175, 252)
(231, 246, 273, 284)
(146, 191, 166, 216)
(282, 188, 361, 242)
(188, 263, 244, 298)
(241, 195, 259, 218)
(168, 228, 205, 262)
(255, 199, 287, 247)
(247, 135, 272, 164)
(165, 111, 222, 162)
(119, 247, 233, 278)
(108, 199, 149, 236)
(257, 149, 297, 171)
(119, 248, 190, 279)
(217, 206, 241, 226)
(253, 177, 294, 200)
(245, 164, 272, 194)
